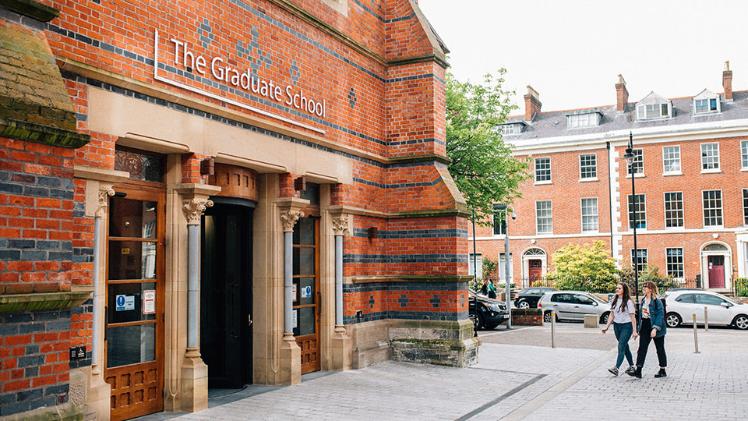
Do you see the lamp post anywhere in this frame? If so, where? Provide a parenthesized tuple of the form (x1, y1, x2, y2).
(494, 204, 513, 329)
(624, 132, 640, 304)
(471, 208, 478, 290)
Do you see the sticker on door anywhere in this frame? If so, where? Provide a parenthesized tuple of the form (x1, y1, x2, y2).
(115, 294, 135, 311)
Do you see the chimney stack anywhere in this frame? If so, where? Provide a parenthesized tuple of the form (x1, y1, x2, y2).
(615, 74, 629, 112)
(723, 60, 733, 102)
(524, 85, 541, 121)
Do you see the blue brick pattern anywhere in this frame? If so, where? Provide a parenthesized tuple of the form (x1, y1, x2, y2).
(352, 229, 468, 239)
(348, 87, 357, 108)
(368, 295, 375, 308)
(0, 171, 74, 200)
(352, 176, 443, 189)
(0, 310, 73, 416)
(197, 18, 214, 48)
(398, 294, 409, 307)
(0, 239, 73, 262)
(343, 254, 468, 264)
(430, 295, 441, 308)
(344, 282, 466, 293)
(289, 60, 300, 85)
(344, 310, 468, 324)
(236, 26, 272, 75)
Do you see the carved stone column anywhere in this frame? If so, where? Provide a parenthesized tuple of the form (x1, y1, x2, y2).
(275, 197, 307, 385)
(91, 184, 115, 374)
(329, 212, 352, 370)
(175, 183, 220, 413)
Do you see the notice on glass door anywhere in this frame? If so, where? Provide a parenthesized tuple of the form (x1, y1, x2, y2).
(143, 290, 156, 314)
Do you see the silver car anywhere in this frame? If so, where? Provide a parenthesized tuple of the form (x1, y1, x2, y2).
(539, 291, 611, 324)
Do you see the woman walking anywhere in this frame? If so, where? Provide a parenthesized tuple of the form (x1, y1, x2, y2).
(627, 281, 668, 378)
(602, 283, 638, 376)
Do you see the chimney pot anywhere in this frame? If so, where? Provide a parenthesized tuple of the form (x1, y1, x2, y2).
(524, 85, 542, 121)
(615, 74, 629, 112)
(723, 60, 733, 102)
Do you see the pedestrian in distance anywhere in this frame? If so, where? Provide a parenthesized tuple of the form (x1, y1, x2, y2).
(627, 281, 668, 379)
(601, 282, 638, 376)
(480, 279, 488, 296)
(487, 279, 497, 299)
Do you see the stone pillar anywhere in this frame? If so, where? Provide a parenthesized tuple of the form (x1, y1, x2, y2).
(330, 213, 352, 370)
(278, 206, 303, 385)
(179, 194, 213, 412)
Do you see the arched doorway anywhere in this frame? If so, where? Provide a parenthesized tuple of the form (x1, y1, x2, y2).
(700, 242, 731, 290)
(522, 248, 547, 287)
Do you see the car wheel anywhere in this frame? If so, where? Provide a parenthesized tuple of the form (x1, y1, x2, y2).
(599, 313, 609, 325)
(666, 312, 682, 328)
(518, 300, 530, 309)
(733, 315, 748, 330)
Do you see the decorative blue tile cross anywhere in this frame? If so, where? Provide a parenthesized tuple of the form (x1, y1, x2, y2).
(348, 87, 357, 108)
(398, 294, 409, 307)
(430, 295, 441, 308)
(237, 26, 272, 75)
(289, 60, 300, 85)
(369, 295, 375, 308)
(197, 18, 214, 48)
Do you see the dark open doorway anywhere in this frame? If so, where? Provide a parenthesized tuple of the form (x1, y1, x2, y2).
(200, 198, 254, 389)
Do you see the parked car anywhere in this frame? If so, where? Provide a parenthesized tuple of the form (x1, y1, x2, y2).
(538, 291, 611, 324)
(664, 290, 748, 330)
(469, 290, 509, 330)
(515, 287, 557, 309)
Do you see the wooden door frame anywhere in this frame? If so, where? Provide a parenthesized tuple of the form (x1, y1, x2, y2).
(104, 181, 166, 421)
(293, 216, 321, 374)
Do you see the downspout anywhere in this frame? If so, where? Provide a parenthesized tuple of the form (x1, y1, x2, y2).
(606, 141, 614, 256)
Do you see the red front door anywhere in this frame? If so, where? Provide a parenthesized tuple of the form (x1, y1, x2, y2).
(708, 255, 725, 289)
(528, 260, 543, 286)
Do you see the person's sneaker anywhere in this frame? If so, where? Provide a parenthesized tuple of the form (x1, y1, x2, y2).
(625, 366, 636, 376)
(607, 367, 619, 376)
(627, 366, 642, 378)
(654, 368, 667, 378)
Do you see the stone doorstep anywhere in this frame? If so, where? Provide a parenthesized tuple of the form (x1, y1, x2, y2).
(0, 401, 84, 421)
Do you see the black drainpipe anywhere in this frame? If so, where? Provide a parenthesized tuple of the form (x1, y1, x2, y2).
(606, 141, 614, 256)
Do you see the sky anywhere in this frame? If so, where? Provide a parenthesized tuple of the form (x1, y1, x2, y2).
(418, 0, 748, 112)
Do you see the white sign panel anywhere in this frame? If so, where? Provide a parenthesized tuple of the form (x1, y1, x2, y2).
(293, 309, 298, 329)
(115, 295, 135, 311)
(301, 285, 312, 298)
(143, 290, 156, 315)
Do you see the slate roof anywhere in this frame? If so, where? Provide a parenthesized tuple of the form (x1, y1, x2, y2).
(503, 90, 748, 142)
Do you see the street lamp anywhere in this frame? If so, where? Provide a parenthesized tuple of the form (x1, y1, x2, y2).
(494, 203, 515, 329)
(623, 132, 640, 304)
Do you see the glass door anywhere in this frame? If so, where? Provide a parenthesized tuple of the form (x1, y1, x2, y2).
(105, 189, 164, 421)
(292, 216, 320, 374)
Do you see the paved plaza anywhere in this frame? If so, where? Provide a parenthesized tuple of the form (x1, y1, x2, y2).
(140, 324, 748, 420)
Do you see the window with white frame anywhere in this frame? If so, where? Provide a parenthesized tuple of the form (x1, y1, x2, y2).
(743, 189, 748, 225)
(666, 248, 684, 279)
(501, 123, 523, 136)
(535, 158, 551, 182)
(579, 154, 597, 179)
(567, 113, 600, 129)
(627, 194, 646, 229)
(498, 253, 513, 282)
(581, 198, 598, 232)
(662, 146, 681, 174)
(742, 140, 748, 169)
(492, 210, 506, 235)
(627, 149, 643, 175)
(637, 103, 670, 120)
(701, 143, 720, 171)
(664, 192, 684, 228)
(536, 201, 552, 234)
(468, 253, 482, 279)
(702, 190, 723, 227)
(631, 249, 648, 273)
(694, 98, 719, 114)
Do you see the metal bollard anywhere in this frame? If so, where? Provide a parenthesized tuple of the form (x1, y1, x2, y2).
(704, 306, 709, 331)
(551, 310, 556, 349)
(693, 313, 700, 354)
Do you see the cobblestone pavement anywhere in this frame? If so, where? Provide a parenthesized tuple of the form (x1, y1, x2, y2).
(140, 325, 748, 420)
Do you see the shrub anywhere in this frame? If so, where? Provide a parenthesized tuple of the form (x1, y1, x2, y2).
(619, 265, 676, 294)
(737, 278, 748, 297)
(548, 241, 618, 293)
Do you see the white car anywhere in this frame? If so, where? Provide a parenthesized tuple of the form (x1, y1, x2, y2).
(538, 291, 611, 324)
(664, 290, 748, 330)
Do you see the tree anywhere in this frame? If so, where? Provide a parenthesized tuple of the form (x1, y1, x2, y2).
(549, 241, 618, 292)
(446, 69, 529, 225)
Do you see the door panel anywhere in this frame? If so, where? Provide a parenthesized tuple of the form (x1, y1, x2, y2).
(708, 256, 725, 288)
(528, 260, 542, 286)
(105, 189, 164, 421)
(293, 217, 320, 374)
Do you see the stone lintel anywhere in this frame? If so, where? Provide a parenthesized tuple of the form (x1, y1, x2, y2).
(74, 165, 130, 183)
(0, 118, 89, 148)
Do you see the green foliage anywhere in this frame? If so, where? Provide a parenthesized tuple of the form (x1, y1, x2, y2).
(736, 278, 748, 297)
(548, 241, 618, 293)
(446, 70, 529, 225)
(482, 257, 497, 282)
(619, 265, 675, 294)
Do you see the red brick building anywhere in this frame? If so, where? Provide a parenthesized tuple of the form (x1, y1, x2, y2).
(0, 1, 474, 419)
(471, 66, 748, 294)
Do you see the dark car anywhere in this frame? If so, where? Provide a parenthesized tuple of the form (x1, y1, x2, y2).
(469, 290, 509, 330)
(514, 287, 557, 309)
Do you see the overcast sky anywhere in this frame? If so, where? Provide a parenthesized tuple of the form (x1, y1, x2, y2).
(419, 0, 748, 112)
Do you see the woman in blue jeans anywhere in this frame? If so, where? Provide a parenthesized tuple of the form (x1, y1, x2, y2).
(601, 283, 638, 376)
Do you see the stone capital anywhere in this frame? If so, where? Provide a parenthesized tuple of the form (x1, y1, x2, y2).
(331, 214, 350, 236)
(95, 184, 115, 217)
(280, 209, 304, 232)
(183, 197, 214, 225)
